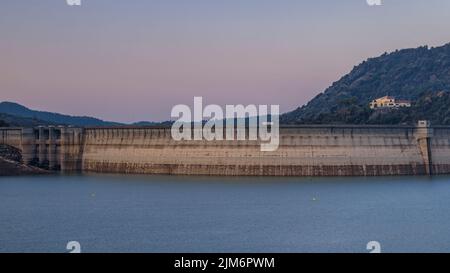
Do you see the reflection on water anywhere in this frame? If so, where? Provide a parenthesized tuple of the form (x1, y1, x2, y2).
(0, 174, 449, 253)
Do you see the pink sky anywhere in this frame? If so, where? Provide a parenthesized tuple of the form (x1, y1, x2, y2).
(1, 0, 450, 122)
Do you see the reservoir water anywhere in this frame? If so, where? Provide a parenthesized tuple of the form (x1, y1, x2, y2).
(1, 174, 450, 253)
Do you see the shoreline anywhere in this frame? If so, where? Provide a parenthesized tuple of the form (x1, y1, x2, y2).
(0, 157, 51, 176)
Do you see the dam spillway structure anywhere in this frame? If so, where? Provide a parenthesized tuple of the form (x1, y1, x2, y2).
(0, 121, 449, 176)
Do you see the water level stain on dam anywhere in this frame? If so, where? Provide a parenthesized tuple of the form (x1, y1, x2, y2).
(1, 174, 450, 253)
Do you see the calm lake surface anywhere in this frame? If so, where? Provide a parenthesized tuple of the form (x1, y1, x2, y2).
(1, 174, 450, 253)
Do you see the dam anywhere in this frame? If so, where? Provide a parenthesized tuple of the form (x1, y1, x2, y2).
(1, 121, 449, 176)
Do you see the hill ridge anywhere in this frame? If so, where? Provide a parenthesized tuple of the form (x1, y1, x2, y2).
(281, 42, 450, 125)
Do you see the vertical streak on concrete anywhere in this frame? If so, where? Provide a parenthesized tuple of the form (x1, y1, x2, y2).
(60, 126, 67, 173)
(48, 126, 55, 170)
(38, 126, 46, 167)
(77, 127, 86, 172)
(60, 127, 84, 173)
(20, 128, 36, 165)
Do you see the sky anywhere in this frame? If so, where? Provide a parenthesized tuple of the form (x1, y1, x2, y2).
(1, 0, 450, 123)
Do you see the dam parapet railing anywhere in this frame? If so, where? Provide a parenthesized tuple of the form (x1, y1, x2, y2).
(0, 121, 448, 176)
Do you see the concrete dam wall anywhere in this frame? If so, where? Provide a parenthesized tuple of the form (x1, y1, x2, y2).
(1, 123, 449, 176)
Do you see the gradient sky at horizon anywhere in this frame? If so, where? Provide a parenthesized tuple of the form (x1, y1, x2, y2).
(1, 0, 450, 122)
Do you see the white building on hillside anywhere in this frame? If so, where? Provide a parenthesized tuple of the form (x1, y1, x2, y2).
(369, 96, 412, 109)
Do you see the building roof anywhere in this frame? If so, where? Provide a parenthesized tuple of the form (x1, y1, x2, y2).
(378, 96, 395, 100)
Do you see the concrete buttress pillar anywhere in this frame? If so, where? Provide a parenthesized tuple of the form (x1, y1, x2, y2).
(416, 121, 434, 176)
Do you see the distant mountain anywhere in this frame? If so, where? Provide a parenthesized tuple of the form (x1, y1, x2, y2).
(0, 101, 121, 127)
(281, 43, 450, 125)
(0, 113, 59, 127)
